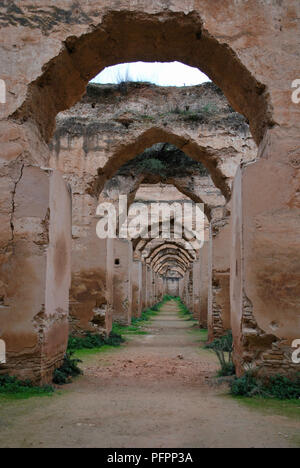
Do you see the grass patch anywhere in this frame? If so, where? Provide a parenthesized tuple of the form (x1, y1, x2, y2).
(171, 296, 195, 321)
(112, 323, 148, 336)
(0, 374, 54, 400)
(112, 301, 163, 337)
(68, 330, 125, 352)
(63, 330, 125, 381)
(140, 114, 156, 122)
(169, 104, 217, 123)
(189, 327, 208, 343)
(72, 344, 122, 359)
(231, 372, 300, 400)
(230, 395, 300, 421)
(0, 391, 54, 401)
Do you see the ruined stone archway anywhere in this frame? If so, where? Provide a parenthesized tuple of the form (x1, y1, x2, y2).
(135, 238, 197, 261)
(1, 1, 300, 382)
(9, 9, 272, 146)
(153, 253, 189, 272)
(146, 242, 195, 264)
(150, 247, 192, 270)
(91, 126, 250, 202)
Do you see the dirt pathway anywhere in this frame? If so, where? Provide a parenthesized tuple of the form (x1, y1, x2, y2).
(0, 301, 299, 448)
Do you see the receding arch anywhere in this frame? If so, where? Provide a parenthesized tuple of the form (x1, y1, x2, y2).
(95, 127, 236, 200)
(132, 218, 202, 252)
(153, 254, 188, 272)
(157, 260, 186, 275)
(146, 242, 196, 263)
(135, 238, 197, 259)
(151, 249, 190, 268)
(101, 156, 218, 221)
(149, 247, 192, 268)
(161, 265, 185, 277)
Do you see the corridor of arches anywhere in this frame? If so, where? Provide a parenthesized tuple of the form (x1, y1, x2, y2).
(48, 81, 252, 361)
(0, 0, 299, 411)
(0, 0, 300, 448)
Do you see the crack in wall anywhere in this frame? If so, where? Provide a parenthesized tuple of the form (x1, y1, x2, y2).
(10, 163, 24, 245)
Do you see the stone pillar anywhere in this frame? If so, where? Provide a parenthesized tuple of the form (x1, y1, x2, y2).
(0, 167, 72, 384)
(70, 230, 108, 336)
(151, 270, 156, 305)
(145, 265, 152, 309)
(231, 149, 300, 377)
(152, 271, 157, 303)
(148, 267, 153, 306)
(186, 269, 193, 310)
(132, 260, 142, 318)
(199, 240, 210, 328)
(163, 276, 167, 297)
(140, 262, 147, 314)
(156, 274, 163, 302)
(159, 276, 165, 301)
(192, 258, 201, 320)
(183, 272, 189, 306)
(106, 239, 132, 325)
(208, 221, 231, 341)
(179, 277, 184, 298)
(207, 225, 213, 340)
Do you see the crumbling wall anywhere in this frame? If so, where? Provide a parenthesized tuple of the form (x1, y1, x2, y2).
(231, 166, 300, 377)
(0, 166, 71, 383)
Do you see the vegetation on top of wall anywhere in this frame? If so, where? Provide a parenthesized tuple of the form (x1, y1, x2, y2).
(0, 374, 54, 399)
(85, 81, 224, 102)
(205, 331, 235, 377)
(231, 372, 300, 400)
(168, 103, 218, 124)
(115, 143, 209, 179)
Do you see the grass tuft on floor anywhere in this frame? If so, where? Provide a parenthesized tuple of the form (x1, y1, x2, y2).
(171, 296, 197, 321)
(188, 327, 208, 343)
(68, 330, 125, 352)
(112, 301, 163, 337)
(231, 372, 300, 400)
(229, 394, 300, 421)
(0, 374, 54, 400)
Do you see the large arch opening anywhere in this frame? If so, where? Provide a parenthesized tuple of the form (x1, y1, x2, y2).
(12, 10, 272, 145)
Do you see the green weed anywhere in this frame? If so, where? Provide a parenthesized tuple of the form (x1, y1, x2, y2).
(0, 374, 54, 399)
(52, 353, 82, 385)
(205, 331, 235, 377)
(231, 372, 300, 400)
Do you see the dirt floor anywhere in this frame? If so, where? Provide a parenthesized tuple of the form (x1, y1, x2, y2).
(0, 301, 299, 448)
